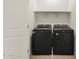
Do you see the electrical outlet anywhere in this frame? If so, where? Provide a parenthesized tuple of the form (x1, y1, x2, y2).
(27, 49, 30, 53)
(27, 25, 29, 29)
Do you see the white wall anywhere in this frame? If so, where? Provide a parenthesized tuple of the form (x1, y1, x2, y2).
(70, 0, 76, 31)
(27, 0, 35, 30)
(35, 12, 71, 27)
(33, 0, 71, 11)
(3, 0, 34, 59)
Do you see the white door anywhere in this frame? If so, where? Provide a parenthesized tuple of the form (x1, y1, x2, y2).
(3, 0, 34, 59)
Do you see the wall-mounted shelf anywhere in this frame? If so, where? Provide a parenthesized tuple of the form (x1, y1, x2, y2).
(33, 0, 72, 12)
(34, 10, 71, 13)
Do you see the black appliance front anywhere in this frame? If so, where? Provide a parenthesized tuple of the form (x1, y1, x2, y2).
(32, 29, 52, 55)
(53, 25, 74, 55)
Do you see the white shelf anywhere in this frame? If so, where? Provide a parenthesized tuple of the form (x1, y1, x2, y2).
(34, 10, 72, 13)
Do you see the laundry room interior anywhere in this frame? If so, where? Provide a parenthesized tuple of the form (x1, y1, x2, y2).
(4, 0, 76, 59)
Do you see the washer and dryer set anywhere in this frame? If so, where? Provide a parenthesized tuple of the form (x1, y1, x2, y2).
(31, 24, 74, 55)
